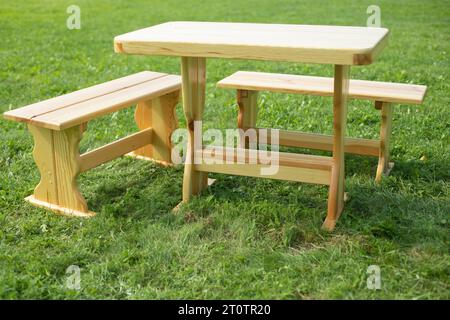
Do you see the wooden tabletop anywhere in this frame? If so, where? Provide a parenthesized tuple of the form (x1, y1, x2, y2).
(114, 21, 389, 65)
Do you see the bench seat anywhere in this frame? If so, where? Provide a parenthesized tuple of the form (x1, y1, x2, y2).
(217, 71, 427, 105)
(4, 71, 181, 130)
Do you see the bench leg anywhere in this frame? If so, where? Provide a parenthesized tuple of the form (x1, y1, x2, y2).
(375, 101, 394, 182)
(130, 91, 180, 165)
(26, 124, 94, 217)
(237, 90, 258, 148)
(323, 65, 350, 231)
(181, 56, 208, 202)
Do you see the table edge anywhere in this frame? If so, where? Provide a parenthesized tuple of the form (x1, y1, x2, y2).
(114, 26, 389, 66)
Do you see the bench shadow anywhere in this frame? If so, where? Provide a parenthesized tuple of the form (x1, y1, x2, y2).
(203, 153, 448, 248)
(203, 171, 448, 251)
(78, 155, 448, 250)
(343, 180, 448, 248)
(79, 158, 183, 220)
(345, 153, 449, 183)
(211, 174, 325, 203)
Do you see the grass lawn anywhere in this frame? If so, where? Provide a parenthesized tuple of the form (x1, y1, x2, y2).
(0, 0, 448, 299)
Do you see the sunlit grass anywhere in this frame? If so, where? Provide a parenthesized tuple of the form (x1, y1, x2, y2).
(0, 0, 448, 299)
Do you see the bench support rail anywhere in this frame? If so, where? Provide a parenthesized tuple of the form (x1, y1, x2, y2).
(80, 128, 153, 172)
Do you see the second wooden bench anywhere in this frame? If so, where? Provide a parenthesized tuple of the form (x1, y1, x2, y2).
(217, 71, 427, 181)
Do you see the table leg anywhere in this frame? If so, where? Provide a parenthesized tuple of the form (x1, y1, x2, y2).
(181, 57, 208, 202)
(323, 65, 350, 231)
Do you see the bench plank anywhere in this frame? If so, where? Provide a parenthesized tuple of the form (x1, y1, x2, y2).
(3, 71, 167, 123)
(20, 75, 180, 130)
(217, 71, 427, 104)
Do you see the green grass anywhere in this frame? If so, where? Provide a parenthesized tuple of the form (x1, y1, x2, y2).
(0, 0, 449, 299)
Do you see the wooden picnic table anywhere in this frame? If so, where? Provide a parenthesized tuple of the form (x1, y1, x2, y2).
(114, 21, 389, 230)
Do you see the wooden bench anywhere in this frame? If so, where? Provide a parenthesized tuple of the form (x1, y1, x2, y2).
(217, 71, 427, 182)
(3, 71, 181, 217)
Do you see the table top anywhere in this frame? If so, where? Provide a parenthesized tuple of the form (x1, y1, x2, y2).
(114, 21, 389, 65)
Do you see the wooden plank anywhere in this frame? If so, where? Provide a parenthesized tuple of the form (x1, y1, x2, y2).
(375, 102, 394, 182)
(195, 163, 331, 185)
(3, 71, 167, 123)
(194, 147, 332, 185)
(149, 91, 179, 163)
(195, 146, 333, 171)
(237, 90, 258, 148)
(247, 128, 379, 156)
(114, 22, 389, 65)
(131, 99, 153, 159)
(181, 57, 208, 201)
(79, 128, 153, 172)
(27, 124, 59, 204)
(52, 126, 87, 212)
(131, 91, 179, 164)
(324, 65, 350, 231)
(217, 71, 427, 105)
(27, 124, 92, 216)
(29, 75, 181, 130)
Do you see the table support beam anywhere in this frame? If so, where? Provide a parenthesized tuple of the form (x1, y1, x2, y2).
(323, 65, 350, 231)
(194, 147, 332, 185)
(181, 57, 208, 201)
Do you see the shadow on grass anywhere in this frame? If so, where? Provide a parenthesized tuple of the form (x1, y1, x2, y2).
(388, 158, 450, 183)
(345, 153, 449, 183)
(78, 154, 448, 250)
(80, 158, 183, 220)
(343, 180, 449, 248)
